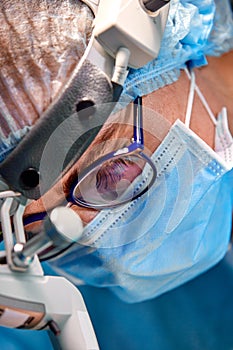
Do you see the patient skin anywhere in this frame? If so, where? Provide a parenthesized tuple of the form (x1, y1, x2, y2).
(0, 1, 232, 226)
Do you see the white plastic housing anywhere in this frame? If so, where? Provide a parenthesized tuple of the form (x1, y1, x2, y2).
(93, 0, 170, 68)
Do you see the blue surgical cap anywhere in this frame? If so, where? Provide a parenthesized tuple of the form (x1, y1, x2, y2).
(119, 0, 233, 107)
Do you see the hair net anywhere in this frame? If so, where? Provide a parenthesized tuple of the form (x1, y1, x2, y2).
(0, 0, 94, 162)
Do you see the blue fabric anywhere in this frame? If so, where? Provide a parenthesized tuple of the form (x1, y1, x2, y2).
(0, 327, 53, 350)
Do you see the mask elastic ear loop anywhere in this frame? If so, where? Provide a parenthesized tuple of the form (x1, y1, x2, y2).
(184, 67, 217, 126)
(184, 68, 196, 128)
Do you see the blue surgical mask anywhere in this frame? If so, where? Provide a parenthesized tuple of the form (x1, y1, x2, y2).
(46, 69, 233, 302)
(215, 107, 233, 166)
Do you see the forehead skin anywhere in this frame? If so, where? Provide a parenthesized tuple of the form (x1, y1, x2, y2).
(0, 0, 93, 137)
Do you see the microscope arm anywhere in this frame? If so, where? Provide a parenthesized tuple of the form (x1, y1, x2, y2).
(0, 270, 99, 350)
(0, 190, 99, 350)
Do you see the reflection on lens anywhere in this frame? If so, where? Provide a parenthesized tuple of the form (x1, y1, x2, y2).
(96, 157, 140, 199)
(73, 153, 156, 208)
